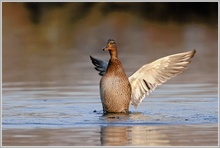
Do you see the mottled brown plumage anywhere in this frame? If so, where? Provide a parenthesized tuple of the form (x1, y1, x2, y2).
(90, 39, 196, 113)
(100, 39, 131, 113)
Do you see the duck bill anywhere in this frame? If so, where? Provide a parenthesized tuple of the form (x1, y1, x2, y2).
(102, 46, 109, 51)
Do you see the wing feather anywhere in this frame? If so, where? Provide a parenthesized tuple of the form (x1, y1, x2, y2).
(90, 56, 108, 76)
(129, 50, 196, 108)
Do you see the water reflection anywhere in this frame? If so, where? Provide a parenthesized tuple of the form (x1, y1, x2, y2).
(3, 124, 217, 146)
(100, 126, 169, 146)
(101, 126, 129, 146)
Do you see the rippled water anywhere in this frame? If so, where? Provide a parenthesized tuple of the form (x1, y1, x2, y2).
(2, 53, 218, 146)
(2, 82, 218, 128)
(2, 124, 218, 146)
(2, 3, 218, 146)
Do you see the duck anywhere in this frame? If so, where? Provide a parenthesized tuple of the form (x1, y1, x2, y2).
(90, 39, 196, 113)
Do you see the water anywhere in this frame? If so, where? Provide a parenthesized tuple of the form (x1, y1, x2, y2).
(2, 3, 218, 146)
(2, 55, 218, 146)
(2, 125, 217, 146)
(2, 82, 218, 129)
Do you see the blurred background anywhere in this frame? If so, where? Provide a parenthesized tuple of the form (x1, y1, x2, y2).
(2, 2, 218, 84)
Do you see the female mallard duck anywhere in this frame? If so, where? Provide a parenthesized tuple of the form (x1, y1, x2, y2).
(90, 39, 196, 113)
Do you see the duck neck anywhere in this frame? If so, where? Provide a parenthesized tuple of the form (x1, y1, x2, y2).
(109, 49, 118, 59)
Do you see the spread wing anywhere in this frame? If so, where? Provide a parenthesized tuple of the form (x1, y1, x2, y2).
(128, 50, 196, 108)
(90, 56, 108, 76)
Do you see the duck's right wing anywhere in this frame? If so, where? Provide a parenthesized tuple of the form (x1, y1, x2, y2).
(90, 56, 108, 76)
(128, 50, 196, 108)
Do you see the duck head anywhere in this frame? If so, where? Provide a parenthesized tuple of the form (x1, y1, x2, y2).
(102, 39, 118, 58)
(102, 39, 117, 51)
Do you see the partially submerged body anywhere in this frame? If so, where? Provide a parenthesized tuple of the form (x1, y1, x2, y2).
(90, 39, 196, 113)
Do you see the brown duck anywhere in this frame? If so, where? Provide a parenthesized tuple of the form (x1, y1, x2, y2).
(90, 39, 196, 113)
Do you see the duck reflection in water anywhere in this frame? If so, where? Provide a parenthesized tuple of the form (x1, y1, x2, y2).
(100, 125, 169, 146)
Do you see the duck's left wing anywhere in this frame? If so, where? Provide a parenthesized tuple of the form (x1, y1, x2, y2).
(90, 56, 108, 76)
(128, 50, 196, 108)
